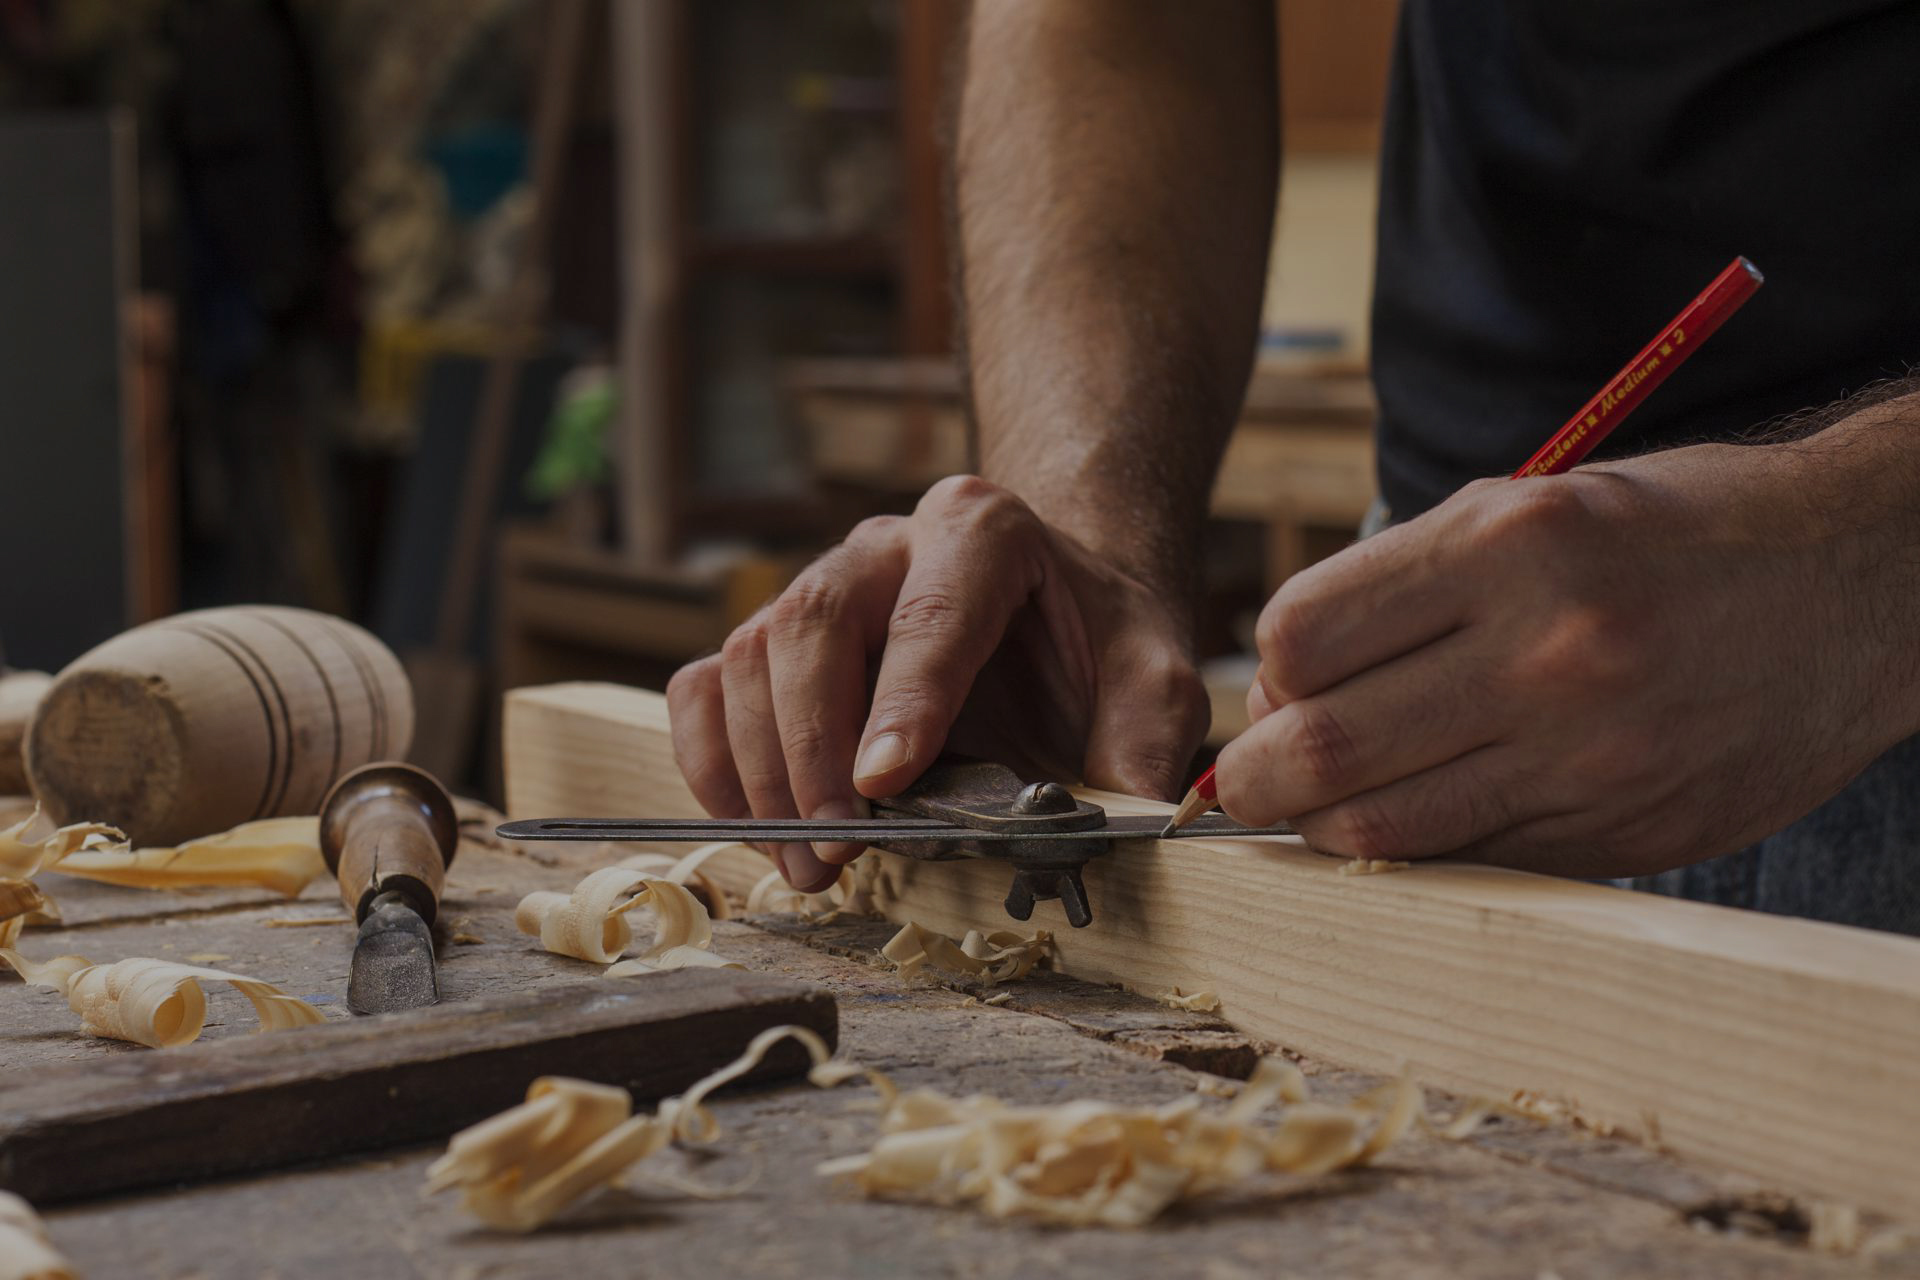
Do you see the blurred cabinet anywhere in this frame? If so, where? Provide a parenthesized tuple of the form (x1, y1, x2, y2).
(1278, 0, 1401, 152)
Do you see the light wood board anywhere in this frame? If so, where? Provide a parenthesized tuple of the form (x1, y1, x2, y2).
(502, 681, 1920, 1220)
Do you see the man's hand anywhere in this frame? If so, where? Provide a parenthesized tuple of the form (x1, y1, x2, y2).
(1216, 437, 1920, 878)
(668, 476, 1208, 892)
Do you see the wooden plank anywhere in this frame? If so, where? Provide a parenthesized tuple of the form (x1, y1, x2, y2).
(502, 681, 1920, 1219)
(0, 968, 834, 1204)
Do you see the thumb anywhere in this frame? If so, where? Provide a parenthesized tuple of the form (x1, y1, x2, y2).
(1080, 655, 1209, 801)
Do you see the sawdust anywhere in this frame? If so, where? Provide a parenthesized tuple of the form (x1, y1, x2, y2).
(1337, 858, 1411, 876)
(0, 1190, 75, 1280)
(0, 950, 324, 1048)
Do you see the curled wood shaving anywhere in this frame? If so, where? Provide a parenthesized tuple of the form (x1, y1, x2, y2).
(0, 807, 123, 879)
(1337, 858, 1411, 876)
(426, 1024, 837, 1231)
(617, 844, 741, 919)
(0, 950, 323, 1048)
(0, 881, 53, 948)
(881, 921, 1051, 986)
(52, 817, 325, 898)
(1157, 988, 1222, 1013)
(0, 1190, 75, 1280)
(814, 1052, 1422, 1226)
(515, 868, 730, 973)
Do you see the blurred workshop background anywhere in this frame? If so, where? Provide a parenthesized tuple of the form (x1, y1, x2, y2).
(0, 0, 1395, 797)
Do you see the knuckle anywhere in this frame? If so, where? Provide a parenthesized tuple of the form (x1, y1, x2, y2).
(846, 513, 905, 546)
(666, 655, 720, 704)
(1480, 477, 1598, 547)
(720, 617, 769, 667)
(1515, 603, 1648, 694)
(1254, 593, 1318, 699)
(769, 576, 845, 633)
(1282, 699, 1359, 791)
(888, 590, 968, 641)
(921, 473, 1003, 512)
(778, 716, 836, 773)
(1328, 798, 1412, 861)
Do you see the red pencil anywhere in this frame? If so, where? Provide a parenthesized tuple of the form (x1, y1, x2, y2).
(1161, 256, 1765, 836)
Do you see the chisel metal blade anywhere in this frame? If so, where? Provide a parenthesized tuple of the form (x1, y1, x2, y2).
(347, 894, 440, 1015)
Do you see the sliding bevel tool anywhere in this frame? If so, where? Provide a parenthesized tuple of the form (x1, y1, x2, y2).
(496, 759, 1291, 928)
(320, 762, 460, 1015)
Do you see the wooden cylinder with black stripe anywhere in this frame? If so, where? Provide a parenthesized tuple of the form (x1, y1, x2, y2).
(25, 606, 414, 846)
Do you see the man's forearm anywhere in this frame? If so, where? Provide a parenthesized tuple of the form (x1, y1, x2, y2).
(954, 0, 1278, 611)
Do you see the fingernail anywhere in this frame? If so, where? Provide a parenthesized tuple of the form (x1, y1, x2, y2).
(809, 799, 864, 865)
(778, 842, 841, 894)
(854, 732, 911, 781)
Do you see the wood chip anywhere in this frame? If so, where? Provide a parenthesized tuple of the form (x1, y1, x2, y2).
(1337, 858, 1411, 876)
(0, 1189, 75, 1280)
(0, 881, 52, 949)
(880, 921, 1051, 986)
(814, 1051, 1423, 1226)
(1157, 988, 1222, 1013)
(617, 843, 742, 920)
(426, 1024, 835, 1231)
(0, 950, 324, 1048)
(0, 807, 123, 880)
(515, 867, 734, 973)
(53, 816, 326, 898)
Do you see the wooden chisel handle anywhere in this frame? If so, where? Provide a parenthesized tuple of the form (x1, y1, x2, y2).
(319, 762, 458, 924)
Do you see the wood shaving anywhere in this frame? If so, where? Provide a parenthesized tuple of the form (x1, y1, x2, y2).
(0, 881, 52, 948)
(1, 950, 324, 1048)
(0, 807, 124, 879)
(515, 867, 731, 972)
(53, 816, 325, 898)
(0, 1190, 75, 1280)
(617, 843, 742, 919)
(1338, 858, 1411, 876)
(262, 915, 354, 928)
(426, 1023, 836, 1231)
(980, 991, 1012, 1007)
(1158, 988, 1222, 1013)
(881, 921, 1051, 986)
(812, 1047, 1425, 1226)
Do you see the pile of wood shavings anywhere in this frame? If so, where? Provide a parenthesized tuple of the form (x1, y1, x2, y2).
(426, 1024, 837, 1231)
(814, 1046, 1424, 1226)
(515, 866, 740, 975)
(0, 1190, 75, 1280)
(0, 804, 327, 897)
(881, 921, 1052, 985)
(616, 844, 741, 919)
(0, 950, 322, 1048)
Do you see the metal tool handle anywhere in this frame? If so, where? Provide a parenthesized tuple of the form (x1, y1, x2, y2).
(319, 762, 459, 925)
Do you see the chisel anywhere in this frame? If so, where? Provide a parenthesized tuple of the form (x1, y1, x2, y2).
(319, 762, 458, 1015)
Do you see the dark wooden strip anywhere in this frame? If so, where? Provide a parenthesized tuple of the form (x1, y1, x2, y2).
(197, 621, 297, 818)
(321, 615, 387, 760)
(0, 969, 836, 1204)
(173, 623, 278, 822)
(258, 610, 343, 790)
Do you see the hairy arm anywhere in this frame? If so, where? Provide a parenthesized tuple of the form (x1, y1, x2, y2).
(957, 0, 1280, 614)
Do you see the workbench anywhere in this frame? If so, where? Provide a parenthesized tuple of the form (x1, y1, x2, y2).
(5, 825, 1908, 1279)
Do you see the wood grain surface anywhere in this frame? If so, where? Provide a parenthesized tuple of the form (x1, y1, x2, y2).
(503, 682, 1920, 1220)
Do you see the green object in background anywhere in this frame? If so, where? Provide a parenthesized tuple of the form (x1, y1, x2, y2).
(526, 365, 615, 501)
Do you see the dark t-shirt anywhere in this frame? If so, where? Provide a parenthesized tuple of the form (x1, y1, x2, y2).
(1371, 1, 1920, 518)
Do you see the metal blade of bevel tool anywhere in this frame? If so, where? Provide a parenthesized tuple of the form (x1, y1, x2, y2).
(496, 814, 1294, 843)
(346, 895, 440, 1014)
